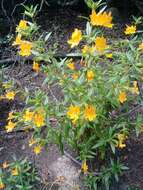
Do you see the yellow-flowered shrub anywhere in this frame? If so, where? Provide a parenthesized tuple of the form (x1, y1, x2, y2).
(12, 5, 143, 190)
(12, 5, 55, 73)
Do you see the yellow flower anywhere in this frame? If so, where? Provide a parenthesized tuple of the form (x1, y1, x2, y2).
(95, 36, 107, 53)
(90, 10, 113, 28)
(7, 112, 14, 120)
(118, 91, 127, 103)
(12, 34, 22, 46)
(138, 42, 143, 50)
(130, 81, 139, 95)
(72, 73, 79, 80)
(117, 134, 126, 149)
(2, 161, 9, 169)
(5, 120, 16, 132)
(67, 62, 75, 70)
(11, 167, 18, 176)
(0, 181, 5, 189)
(124, 25, 136, 35)
(82, 45, 89, 54)
(19, 41, 32, 57)
(16, 20, 28, 31)
(5, 91, 15, 100)
(34, 113, 45, 128)
(84, 105, 96, 121)
(29, 138, 36, 147)
(82, 160, 88, 174)
(67, 105, 80, 122)
(86, 70, 94, 81)
(105, 53, 113, 58)
(34, 145, 42, 155)
(23, 109, 34, 122)
(68, 29, 82, 48)
(33, 61, 40, 73)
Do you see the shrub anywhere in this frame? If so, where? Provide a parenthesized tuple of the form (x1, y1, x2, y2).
(11, 4, 143, 190)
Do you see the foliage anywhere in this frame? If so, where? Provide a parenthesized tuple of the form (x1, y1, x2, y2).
(84, 0, 106, 10)
(0, 68, 16, 102)
(12, 5, 55, 63)
(9, 3, 143, 190)
(84, 159, 128, 190)
(0, 158, 39, 190)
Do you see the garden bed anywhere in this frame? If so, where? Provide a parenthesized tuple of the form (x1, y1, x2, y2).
(0, 5, 143, 190)
(0, 60, 142, 189)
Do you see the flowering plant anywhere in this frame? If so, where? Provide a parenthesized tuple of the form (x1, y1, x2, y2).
(0, 70, 16, 102)
(0, 158, 39, 190)
(11, 5, 143, 190)
(12, 5, 55, 73)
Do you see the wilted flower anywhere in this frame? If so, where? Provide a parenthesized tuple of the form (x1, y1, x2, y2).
(33, 61, 40, 73)
(29, 138, 36, 147)
(11, 167, 18, 176)
(130, 81, 139, 95)
(2, 161, 9, 169)
(0, 181, 5, 189)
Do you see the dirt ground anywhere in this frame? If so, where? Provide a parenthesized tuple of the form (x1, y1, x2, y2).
(0, 6, 143, 190)
(0, 62, 142, 190)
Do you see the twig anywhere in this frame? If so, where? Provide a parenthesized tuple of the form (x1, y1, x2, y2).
(64, 150, 81, 166)
(119, 104, 142, 118)
(11, 0, 28, 17)
(0, 128, 34, 136)
(137, 81, 143, 100)
(0, 53, 82, 66)
(1, 0, 11, 22)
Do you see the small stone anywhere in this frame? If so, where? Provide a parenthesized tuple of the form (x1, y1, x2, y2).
(49, 155, 81, 190)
